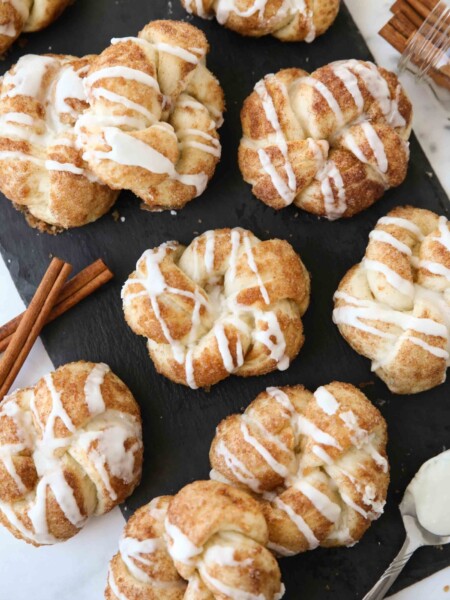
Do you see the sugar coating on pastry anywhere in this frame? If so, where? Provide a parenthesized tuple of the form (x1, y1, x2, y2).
(334, 206, 450, 394)
(122, 227, 310, 389)
(0, 361, 143, 546)
(0, 0, 73, 53)
(0, 53, 118, 231)
(209, 382, 389, 555)
(239, 60, 412, 219)
(105, 481, 285, 600)
(181, 0, 339, 43)
(77, 20, 224, 211)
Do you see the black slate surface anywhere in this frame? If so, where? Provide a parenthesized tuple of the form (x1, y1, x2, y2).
(0, 1, 449, 598)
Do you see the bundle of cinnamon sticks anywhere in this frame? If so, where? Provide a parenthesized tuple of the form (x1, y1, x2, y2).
(0, 258, 113, 401)
(380, 0, 450, 91)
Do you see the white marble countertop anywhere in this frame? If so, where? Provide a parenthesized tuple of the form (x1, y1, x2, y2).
(0, 2, 448, 600)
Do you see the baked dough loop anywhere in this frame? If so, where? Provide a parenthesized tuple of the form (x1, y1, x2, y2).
(239, 60, 412, 219)
(105, 481, 285, 600)
(0, 0, 73, 54)
(210, 382, 389, 556)
(0, 53, 118, 231)
(122, 228, 310, 389)
(181, 0, 339, 43)
(334, 206, 450, 394)
(77, 20, 224, 211)
(0, 362, 143, 546)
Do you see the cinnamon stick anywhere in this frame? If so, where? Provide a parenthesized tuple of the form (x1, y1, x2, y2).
(379, 23, 409, 53)
(0, 259, 113, 352)
(391, 0, 424, 29)
(0, 258, 72, 401)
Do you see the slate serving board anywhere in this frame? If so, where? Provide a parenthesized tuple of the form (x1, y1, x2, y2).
(0, 1, 449, 598)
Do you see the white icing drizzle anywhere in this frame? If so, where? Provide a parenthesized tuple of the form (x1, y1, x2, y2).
(291, 0, 316, 42)
(331, 63, 364, 110)
(301, 76, 344, 126)
(312, 444, 333, 465)
(3, 55, 57, 99)
(108, 570, 131, 600)
(0, 54, 102, 186)
(361, 122, 388, 173)
(253, 309, 290, 370)
(84, 127, 208, 196)
(214, 439, 261, 492)
(315, 160, 347, 221)
(184, 0, 211, 19)
(118, 535, 183, 588)
(165, 518, 203, 565)
(200, 564, 277, 600)
(274, 497, 319, 549)
(240, 420, 290, 479)
(85, 66, 160, 92)
(314, 386, 339, 415)
(339, 410, 370, 448)
(344, 122, 388, 177)
(84, 363, 109, 415)
(90, 87, 156, 123)
(297, 416, 341, 449)
(266, 386, 296, 414)
(334, 290, 448, 340)
(294, 480, 341, 523)
(369, 230, 412, 255)
(254, 78, 296, 206)
(111, 36, 204, 65)
(242, 234, 270, 304)
(215, 0, 271, 25)
(377, 216, 424, 240)
(363, 258, 414, 298)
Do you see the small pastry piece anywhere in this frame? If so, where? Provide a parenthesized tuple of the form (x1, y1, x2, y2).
(122, 228, 310, 389)
(105, 481, 285, 600)
(210, 382, 389, 555)
(239, 60, 412, 219)
(0, 361, 143, 545)
(0, 0, 73, 54)
(181, 0, 339, 43)
(0, 53, 118, 231)
(77, 20, 224, 211)
(333, 206, 450, 394)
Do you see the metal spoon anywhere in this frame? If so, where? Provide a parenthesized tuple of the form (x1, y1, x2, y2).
(362, 477, 450, 599)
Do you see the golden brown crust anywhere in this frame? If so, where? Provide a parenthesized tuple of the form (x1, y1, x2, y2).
(239, 60, 412, 219)
(0, 361, 143, 546)
(0, 0, 73, 53)
(209, 382, 389, 555)
(105, 482, 284, 600)
(333, 206, 450, 394)
(78, 20, 224, 211)
(181, 0, 339, 42)
(0, 53, 118, 230)
(122, 228, 310, 388)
